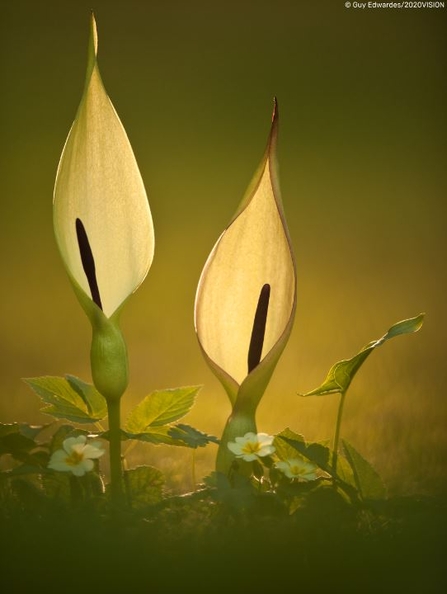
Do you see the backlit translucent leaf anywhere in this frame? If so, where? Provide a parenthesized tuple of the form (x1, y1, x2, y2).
(125, 386, 201, 433)
(121, 423, 218, 448)
(24, 376, 106, 424)
(342, 439, 387, 500)
(0, 423, 40, 458)
(124, 465, 165, 509)
(276, 429, 331, 472)
(66, 375, 107, 419)
(301, 313, 425, 397)
(168, 424, 220, 448)
(121, 426, 176, 446)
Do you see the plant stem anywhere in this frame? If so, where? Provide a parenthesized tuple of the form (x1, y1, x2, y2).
(332, 390, 347, 480)
(191, 449, 197, 492)
(107, 398, 124, 507)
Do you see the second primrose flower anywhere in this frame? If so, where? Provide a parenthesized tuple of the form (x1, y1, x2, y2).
(227, 432, 275, 462)
(275, 457, 318, 481)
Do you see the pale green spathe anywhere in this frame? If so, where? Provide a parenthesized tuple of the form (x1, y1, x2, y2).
(195, 100, 296, 404)
(53, 14, 154, 320)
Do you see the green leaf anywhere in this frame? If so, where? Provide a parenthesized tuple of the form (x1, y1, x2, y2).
(167, 424, 220, 448)
(124, 465, 164, 509)
(342, 439, 387, 500)
(24, 376, 107, 424)
(0, 423, 42, 459)
(66, 375, 107, 420)
(275, 429, 331, 471)
(122, 423, 219, 448)
(50, 425, 89, 453)
(204, 471, 256, 512)
(273, 428, 306, 461)
(121, 426, 177, 446)
(5, 464, 51, 477)
(125, 386, 201, 433)
(300, 313, 425, 397)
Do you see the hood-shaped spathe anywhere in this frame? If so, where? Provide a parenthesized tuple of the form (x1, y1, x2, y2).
(194, 99, 297, 409)
(53, 14, 154, 321)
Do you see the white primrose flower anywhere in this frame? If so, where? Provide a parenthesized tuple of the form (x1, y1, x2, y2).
(275, 457, 318, 481)
(227, 432, 275, 462)
(48, 435, 105, 477)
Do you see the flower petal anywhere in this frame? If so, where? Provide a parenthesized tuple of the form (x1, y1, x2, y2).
(227, 442, 243, 455)
(82, 444, 105, 459)
(257, 444, 275, 457)
(62, 436, 83, 454)
(81, 459, 95, 473)
(71, 464, 87, 477)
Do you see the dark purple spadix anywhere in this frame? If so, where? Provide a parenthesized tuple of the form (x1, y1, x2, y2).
(75, 218, 103, 310)
(247, 283, 271, 373)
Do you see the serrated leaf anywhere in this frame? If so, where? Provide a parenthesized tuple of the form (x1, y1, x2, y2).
(125, 386, 201, 433)
(24, 376, 107, 423)
(66, 375, 107, 420)
(0, 423, 39, 458)
(121, 426, 177, 446)
(167, 424, 220, 449)
(6, 463, 51, 477)
(273, 428, 306, 461)
(342, 439, 387, 500)
(275, 429, 331, 471)
(301, 313, 425, 397)
(50, 425, 89, 453)
(124, 465, 164, 509)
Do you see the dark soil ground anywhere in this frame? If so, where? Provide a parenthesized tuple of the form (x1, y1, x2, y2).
(1, 487, 446, 594)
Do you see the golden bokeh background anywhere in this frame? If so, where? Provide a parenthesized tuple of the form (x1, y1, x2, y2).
(1, 0, 446, 495)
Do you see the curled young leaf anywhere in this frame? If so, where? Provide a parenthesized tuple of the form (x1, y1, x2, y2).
(301, 313, 425, 397)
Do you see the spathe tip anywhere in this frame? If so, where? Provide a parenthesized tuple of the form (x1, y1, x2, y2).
(89, 11, 98, 57)
(272, 97, 279, 122)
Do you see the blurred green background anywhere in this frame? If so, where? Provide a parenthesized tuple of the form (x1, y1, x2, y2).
(1, 0, 445, 495)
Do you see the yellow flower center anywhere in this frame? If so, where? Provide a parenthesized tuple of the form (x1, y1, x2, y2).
(242, 441, 261, 455)
(290, 464, 303, 476)
(65, 450, 84, 466)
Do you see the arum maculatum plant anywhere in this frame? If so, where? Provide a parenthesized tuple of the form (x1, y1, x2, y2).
(195, 99, 297, 476)
(53, 14, 154, 503)
(7, 14, 428, 527)
(298, 313, 425, 490)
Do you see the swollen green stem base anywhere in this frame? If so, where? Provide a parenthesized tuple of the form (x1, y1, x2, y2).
(216, 403, 257, 476)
